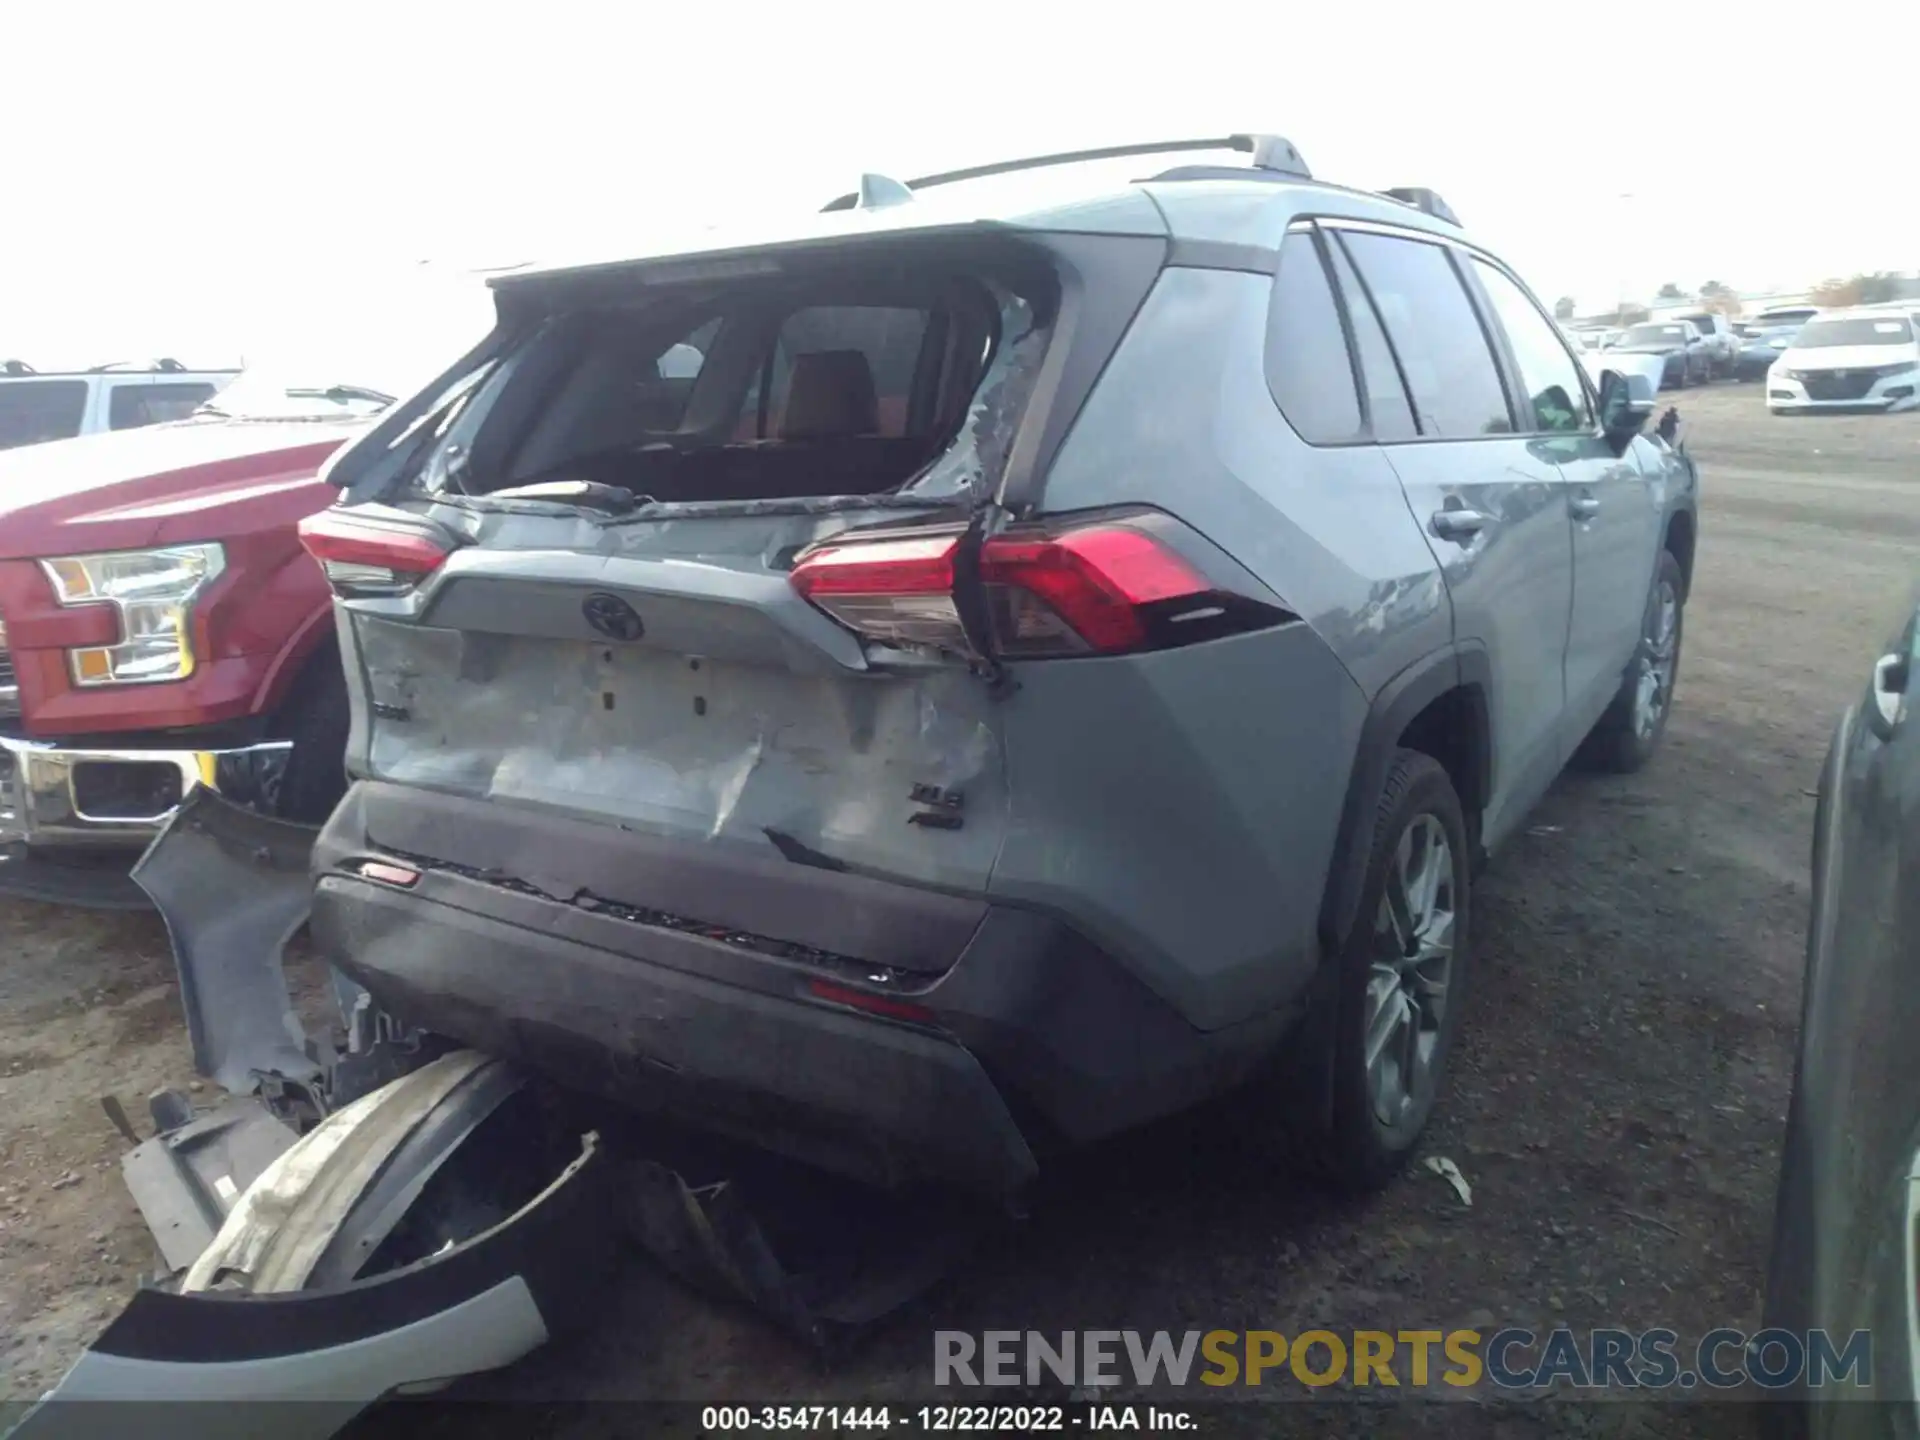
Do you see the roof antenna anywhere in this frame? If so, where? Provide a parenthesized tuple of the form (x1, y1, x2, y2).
(853, 173, 914, 210)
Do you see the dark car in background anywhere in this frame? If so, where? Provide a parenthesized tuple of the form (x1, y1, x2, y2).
(1607, 321, 1712, 389)
(1763, 597, 1920, 1433)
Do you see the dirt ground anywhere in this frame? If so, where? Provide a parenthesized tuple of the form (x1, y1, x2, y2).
(5, 382, 1920, 1430)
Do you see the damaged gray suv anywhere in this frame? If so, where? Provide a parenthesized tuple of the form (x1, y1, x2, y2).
(296, 135, 1698, 1199)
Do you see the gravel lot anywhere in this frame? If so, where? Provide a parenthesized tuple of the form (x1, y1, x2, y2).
(4, 382, 1919, 1431)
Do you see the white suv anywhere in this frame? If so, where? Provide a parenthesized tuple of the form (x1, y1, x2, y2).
(1767, 306, 1920, 414)
(0, 360, 238, 451)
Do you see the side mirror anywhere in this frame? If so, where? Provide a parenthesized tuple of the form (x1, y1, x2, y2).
(1598, 369, 1655, 454)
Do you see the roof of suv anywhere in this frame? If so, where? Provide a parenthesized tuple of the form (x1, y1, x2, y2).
(494, 134, 1469, 290)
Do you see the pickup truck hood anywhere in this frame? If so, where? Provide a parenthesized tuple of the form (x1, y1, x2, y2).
(0, 419, 364, 559)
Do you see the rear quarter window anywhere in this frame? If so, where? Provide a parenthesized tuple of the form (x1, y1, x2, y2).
(1264, 231, 1363, 444)
(0, 380, 89, 450)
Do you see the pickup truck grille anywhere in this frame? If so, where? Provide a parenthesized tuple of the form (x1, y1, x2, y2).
(0, 626, 16, 718)
(0, 604, 15, 720)
(1803, 369, 1879, 402)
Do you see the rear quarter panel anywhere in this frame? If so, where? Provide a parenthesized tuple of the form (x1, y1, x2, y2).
(1015, 260, 1450, 1029)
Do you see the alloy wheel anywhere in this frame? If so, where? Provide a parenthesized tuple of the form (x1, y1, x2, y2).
(1363, 814, 1455, 1128)
(1633, 577, 1681, 738)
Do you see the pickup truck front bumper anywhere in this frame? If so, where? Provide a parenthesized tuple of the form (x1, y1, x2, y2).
(0, 734, 291, 849)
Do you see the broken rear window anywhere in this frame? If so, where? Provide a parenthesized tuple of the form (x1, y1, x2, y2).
(420, 249, 1054, 509)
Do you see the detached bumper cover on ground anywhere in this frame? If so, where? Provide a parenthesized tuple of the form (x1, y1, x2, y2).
(2, 794, 619, 1439)
(7, 1057, 614, 1439)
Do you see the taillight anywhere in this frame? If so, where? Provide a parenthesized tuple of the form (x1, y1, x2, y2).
(789, 516, 1288, 659)
(298, 509, 451, 596)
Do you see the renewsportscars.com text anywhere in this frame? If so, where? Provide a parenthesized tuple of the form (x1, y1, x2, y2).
(934, 1328, 1871, 1391)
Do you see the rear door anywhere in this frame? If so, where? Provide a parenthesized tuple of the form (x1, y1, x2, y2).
(1467, 256, 1661, 740)
(1325, 222, 1574, 848)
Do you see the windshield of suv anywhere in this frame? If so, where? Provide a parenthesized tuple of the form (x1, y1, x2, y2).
(1618, 324, 1689, 347)
(1755, 310, 1816, 330)
(1793, 317, 1915, 348)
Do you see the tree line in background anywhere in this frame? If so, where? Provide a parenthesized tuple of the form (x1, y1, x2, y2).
(1551, 272, 1909, 327)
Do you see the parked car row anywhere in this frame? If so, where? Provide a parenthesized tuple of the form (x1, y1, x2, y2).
(1560, 299, 1920, 414)
(1765, 304, 1920, 415)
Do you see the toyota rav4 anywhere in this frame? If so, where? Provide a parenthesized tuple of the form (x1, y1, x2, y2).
(296, 135, 1699, 1199)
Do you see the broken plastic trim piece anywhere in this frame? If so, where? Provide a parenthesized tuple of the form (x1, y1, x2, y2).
(9, 1074, 611, 1440)
(131, 787, 324, 1094)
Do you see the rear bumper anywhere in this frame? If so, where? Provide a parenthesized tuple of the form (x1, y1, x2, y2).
(0, 733, 290, 849)
(309, 782, 1298, 1197)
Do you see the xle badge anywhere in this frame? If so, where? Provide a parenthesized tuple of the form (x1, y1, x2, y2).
(582, 592, 645, 642)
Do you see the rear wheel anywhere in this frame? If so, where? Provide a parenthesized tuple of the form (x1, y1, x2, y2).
(1268, 750, 1472, 1191)
(1575, 549, 1684, 773)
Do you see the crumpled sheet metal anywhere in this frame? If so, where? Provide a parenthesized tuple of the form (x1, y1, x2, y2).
(130, 787, 322, 1093)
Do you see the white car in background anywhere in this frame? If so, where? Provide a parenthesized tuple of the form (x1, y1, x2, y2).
(1767, 307, 1920, 414)
(0, 360, 237, 451)
(1582, 347, 1667, 397)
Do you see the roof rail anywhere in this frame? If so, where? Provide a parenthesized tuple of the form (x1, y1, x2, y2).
(2, 360, 36, 376)
(85, 358, 198, 374)
(821, 133, 1311, 212)
(1381, 187, 1460, 226)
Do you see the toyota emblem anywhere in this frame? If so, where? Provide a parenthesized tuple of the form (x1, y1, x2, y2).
(582, 592, 645, 642)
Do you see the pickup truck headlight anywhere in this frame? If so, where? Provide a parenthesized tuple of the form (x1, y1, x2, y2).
(40, 544, 226, 685)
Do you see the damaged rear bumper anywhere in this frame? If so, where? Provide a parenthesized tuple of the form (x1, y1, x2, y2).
(309, 782, 1299, 1198)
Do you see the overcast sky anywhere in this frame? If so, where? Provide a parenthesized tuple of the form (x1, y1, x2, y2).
(5, 1, 1913, 370)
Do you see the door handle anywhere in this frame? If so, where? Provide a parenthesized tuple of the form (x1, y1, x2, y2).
(1570, 494, 1601, 520)
(1430, 508, 1487, 542)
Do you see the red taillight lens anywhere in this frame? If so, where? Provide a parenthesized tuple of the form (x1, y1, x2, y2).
(789, 519, 1245, 658)
(979, 527, 1207, 653)
(298, 509, 451, 596)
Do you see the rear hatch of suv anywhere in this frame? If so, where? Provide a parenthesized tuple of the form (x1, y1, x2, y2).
(306, 220, 1208, 980)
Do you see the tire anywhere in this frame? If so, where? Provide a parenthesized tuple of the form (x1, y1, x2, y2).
(1264, 750, 1472, 1192)
(1574, 549, 1685, 774)
(272, 651, 352, 824)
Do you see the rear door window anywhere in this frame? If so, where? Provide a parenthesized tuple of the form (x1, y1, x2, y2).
(1264, 231, 1362, 444)
(0, 380, 89, 450)
(1337, 231, 1514, 438)
(1323, 238, 1419, 442)
(108, 381, 218, 430)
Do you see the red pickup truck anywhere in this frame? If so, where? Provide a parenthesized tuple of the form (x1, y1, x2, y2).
(0, 375, 412, 906)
